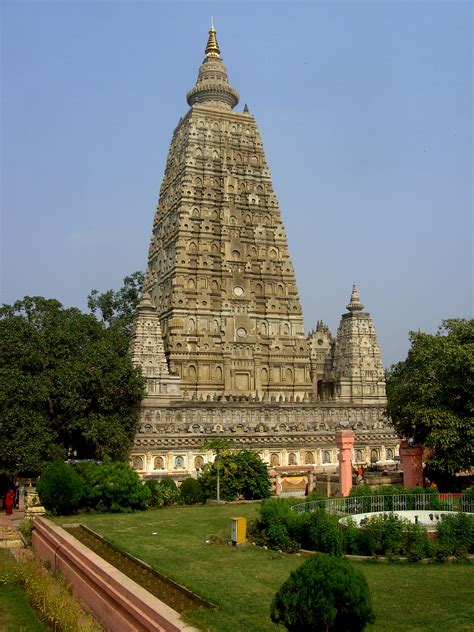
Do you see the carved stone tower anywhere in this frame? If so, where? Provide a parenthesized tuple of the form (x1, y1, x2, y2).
(129, 26, 397, 480)
(332, 286, 386, 404)
(143, 25, 312, 400)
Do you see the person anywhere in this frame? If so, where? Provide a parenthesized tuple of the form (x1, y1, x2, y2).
(356, 467, 363, 485)
(4, 489, 15, 515)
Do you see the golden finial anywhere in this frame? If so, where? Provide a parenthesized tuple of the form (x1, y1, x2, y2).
(205, 20, 220, 58)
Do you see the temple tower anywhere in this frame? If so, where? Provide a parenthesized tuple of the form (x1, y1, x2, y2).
(143, 25, 312, 400)
(129, 25, 398, 481)
(331, 286, 386, 404)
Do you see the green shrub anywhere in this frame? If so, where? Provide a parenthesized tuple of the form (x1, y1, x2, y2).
(20, 553, 100, 631)
(37, 461, 84, 515)
(18, 518, 34, 546)
(270, 554, 375, 631)
(144, 480, 162, 507)
(436, 513, 474, 559)
(76, 461, 150, 512)
(199, 449, 270, 501)
(402, 522, 434, 561)
(359, 514, 405, 557)
(179, 478, 202, 504)
(341, 517, 360, 555)
(308, 509, 343, 556)
(257, 499, 297, 551)
(158, 477, 180, 506)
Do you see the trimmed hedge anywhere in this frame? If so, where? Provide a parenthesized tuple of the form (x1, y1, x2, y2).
(252, 498, 473, 561)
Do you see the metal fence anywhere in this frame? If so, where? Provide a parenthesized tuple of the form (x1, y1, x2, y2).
(291, 494, 474, 515)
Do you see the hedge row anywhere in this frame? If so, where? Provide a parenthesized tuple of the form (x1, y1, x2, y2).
(250, 497, 474, 561)
(37, 460, 204, 515)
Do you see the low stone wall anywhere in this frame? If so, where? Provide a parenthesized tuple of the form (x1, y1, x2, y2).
(32, 518, 198, 632)
(313, 474, 340, 497)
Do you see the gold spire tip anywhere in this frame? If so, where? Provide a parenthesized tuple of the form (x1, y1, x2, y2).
(205, 21, 220, 57)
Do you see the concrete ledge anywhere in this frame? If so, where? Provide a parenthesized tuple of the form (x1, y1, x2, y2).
(32, 518, 199, 632)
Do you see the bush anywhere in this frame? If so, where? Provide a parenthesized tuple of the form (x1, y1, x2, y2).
(255, 499, 301, 551)
(21, 553, 100, 631)
(307, 509, 343, 556)
(179, 478, 202, 505)
(158, 477, 180, 505)
(143, 480, 162, 507)
(37, 461, 83, 515)
(357, 514, 405, 558)
(199, 449, 271, 501)
(402, 522, 434, 561)
(436, 513, 474, 559)
(76, 461, 150, 512)
(270, 554, 375, 631)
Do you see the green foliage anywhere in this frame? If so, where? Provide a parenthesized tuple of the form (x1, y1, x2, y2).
(308, 509, 343, 556)
(37, 461, 84, 515)
(436, 512, 474, 559)
(144, 477, 179, 507)
(254, 499, 342, 554)
(18, 519, 34, 546)
(386, 319, 474, 482)
(347, 513, 434, 560)
(403, 522, 435, 561)
(0, 295, 145, 473)
(199, 449, 271, 501)
(255, 499, 301, 551)
(179, 478, 203, 504)
(76, 461, 150, 512)
(357, 513, 407, 558)
(270, 554, 375, 631)
(87, 271, 144, 336)
(256, 498, 437, 559)
(16, 553, 100, 631)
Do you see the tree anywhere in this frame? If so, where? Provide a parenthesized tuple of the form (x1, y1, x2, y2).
(270, 554, 375, 631)
(199, 447, 271, 501)
(0, 296, 145, 474)
(386, 319, 473, 483)
(87, 271, 144, 336)
(76, 460, 150, 512)
(37, 460, 84, 515)
(202, 439, 232, 502)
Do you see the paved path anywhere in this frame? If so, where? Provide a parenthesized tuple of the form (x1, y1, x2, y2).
(0, 508, 25, 548)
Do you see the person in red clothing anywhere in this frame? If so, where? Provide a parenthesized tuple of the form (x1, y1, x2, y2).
(4, 489, 15, 515)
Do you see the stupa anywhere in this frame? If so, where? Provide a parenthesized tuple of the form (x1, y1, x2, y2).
(129, 25, 397, 479)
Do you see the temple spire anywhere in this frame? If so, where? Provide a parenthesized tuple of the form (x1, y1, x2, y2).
(205, 22, 220, 58)
(186, 24, 239, 110)
(346, 284, 364, 313)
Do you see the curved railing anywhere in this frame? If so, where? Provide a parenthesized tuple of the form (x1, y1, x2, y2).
(291, 493, 474, 515)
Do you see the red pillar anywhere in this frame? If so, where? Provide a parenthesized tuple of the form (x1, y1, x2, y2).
(336, 429, 355, 497)
(399, 439, 424, 488)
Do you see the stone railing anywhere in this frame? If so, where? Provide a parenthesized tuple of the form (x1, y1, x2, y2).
(291, 493, 474, 515)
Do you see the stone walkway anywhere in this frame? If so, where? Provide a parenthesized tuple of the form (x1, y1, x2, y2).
(0, 508, 25, 548)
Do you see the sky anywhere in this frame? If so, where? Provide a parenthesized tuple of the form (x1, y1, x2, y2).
(1, 0, 472, 367)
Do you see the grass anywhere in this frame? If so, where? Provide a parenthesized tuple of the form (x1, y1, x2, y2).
(58, 504, 474, 632)
(0, 550, 46, 632)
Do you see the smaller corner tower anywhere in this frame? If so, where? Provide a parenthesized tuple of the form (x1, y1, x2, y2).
(332, 285, 386, 404)
(130, 292, 181, 403)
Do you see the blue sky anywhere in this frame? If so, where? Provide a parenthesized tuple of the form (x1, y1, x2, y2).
(1, 0, 472, 367)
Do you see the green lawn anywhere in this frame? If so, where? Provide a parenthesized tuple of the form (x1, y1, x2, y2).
(58, 504, 474, 632)
(0, 550, 46, 632)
